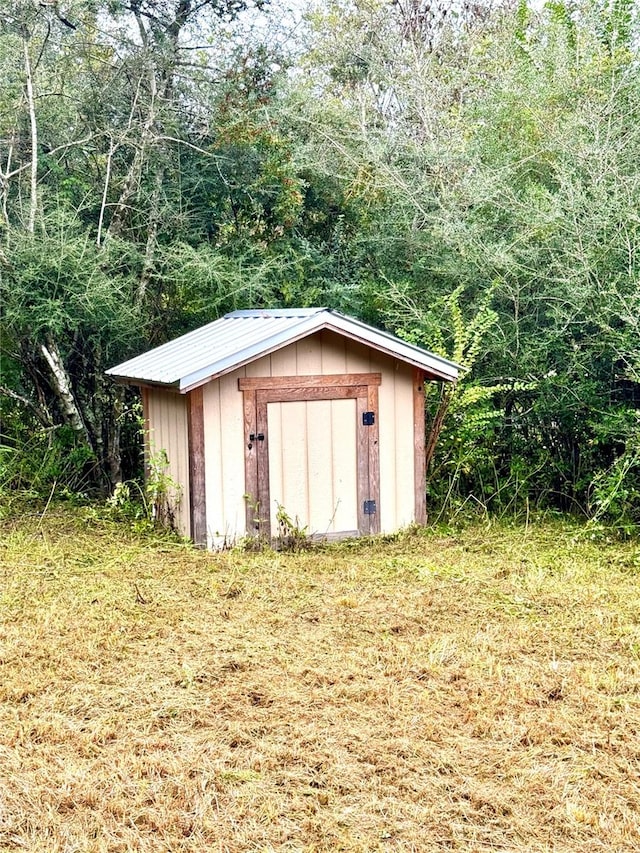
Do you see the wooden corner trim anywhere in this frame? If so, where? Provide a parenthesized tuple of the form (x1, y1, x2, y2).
(413, 369, 427, 526)
(140, 386, 151, 481)
(187, 386, 207, 548)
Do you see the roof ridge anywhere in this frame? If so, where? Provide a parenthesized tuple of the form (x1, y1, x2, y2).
(224, 308, 327, 319)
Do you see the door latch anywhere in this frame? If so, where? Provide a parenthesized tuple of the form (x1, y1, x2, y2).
(248, 433, 265, 449)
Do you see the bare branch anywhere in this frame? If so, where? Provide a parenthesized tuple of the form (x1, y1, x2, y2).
(156, 134, 230, 159)
(0, 384, 52, 428)
(30, 19, 51, 73)
(22, 34, 38, 233)
(96, 138, 115, 248)
(3, 134, 94, 180)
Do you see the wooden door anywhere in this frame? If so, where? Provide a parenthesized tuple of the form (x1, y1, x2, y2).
(240, 374, 381, 540)
(267, 398, 358, 538)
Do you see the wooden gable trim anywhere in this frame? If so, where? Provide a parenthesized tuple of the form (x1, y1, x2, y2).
(313, 321, 457, 382)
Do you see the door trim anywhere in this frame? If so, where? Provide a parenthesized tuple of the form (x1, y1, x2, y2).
(239, 373, 381, 390)
(241, 373, 381, 539)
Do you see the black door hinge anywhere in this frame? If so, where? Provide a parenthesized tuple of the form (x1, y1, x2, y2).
(364, 500, 377, 514)
(362, 411, 375, 426)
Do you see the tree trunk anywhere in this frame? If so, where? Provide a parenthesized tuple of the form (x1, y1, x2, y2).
(424, 383, 455, 473)
(40, 336, 93, 450)
(22, 32, 38, 234)
(137, 162, 165, 304)
(106, 11, 160, 240)
(106, 387, 124, 487)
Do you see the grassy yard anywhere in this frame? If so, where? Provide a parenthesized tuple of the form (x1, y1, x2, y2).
(1, 510, 639, 852)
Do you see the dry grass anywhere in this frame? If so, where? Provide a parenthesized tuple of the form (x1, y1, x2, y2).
(1, 510, 640, 852)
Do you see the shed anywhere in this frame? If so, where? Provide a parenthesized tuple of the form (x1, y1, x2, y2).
(106, 308, 459, 547)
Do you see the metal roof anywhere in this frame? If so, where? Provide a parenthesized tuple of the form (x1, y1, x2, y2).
(106, 308, 460, 391)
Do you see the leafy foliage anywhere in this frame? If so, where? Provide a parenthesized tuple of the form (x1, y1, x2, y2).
(1, 0, 639, 529)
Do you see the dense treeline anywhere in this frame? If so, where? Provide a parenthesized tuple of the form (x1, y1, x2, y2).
(1, 0, 639, 528)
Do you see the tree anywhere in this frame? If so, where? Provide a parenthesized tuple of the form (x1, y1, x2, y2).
(293, 0, 640, 519)
(0, 0, 277, 492)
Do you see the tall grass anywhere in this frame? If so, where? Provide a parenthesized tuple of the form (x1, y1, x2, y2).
(1, 509, 639, 851)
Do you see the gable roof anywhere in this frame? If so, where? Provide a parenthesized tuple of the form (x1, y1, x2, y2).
(106, 308, 460, 392)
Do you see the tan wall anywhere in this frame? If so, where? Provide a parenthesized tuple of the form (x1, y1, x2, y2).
(145, 389, 191, 536)
(201, 330, 417, 547)
(201, 369, 249, 547)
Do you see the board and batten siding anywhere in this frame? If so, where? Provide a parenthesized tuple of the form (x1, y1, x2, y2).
(143, 388, 191, 536)
(202, 329, 417, 548)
